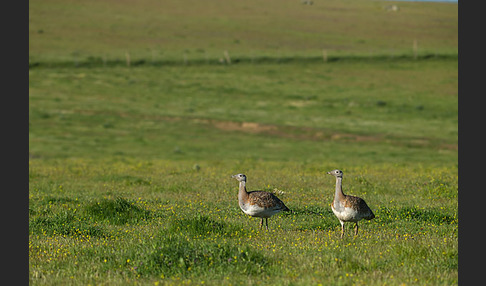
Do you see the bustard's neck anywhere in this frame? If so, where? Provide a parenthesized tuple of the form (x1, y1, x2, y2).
(238, 181, 249, 201)
(334, 177, 346, 201)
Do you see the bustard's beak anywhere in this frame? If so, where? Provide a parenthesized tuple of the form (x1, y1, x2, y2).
(326, 171, 331, 175)
(231, 175, 237, 178)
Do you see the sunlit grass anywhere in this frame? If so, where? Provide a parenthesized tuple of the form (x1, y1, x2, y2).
(29, 158, 457, 285)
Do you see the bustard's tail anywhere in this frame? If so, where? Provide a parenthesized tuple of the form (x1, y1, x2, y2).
(365, 210, 375, 220)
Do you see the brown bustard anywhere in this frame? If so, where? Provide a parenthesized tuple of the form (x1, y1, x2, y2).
(327, 169, 375, 238)
(231, 173, 290, 230)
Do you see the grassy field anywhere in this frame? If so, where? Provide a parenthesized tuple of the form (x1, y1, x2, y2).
(29, 0, 458, 64)
(29, 0, 457, 285)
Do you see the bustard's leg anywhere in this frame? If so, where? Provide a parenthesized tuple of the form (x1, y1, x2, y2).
(265, 218, 269, 230)
(260, 218, 264, 229)
(354, 223, 359, 236)
(340, 221, 345, 238)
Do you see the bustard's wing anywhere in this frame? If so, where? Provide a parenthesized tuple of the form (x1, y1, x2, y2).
(344, 195, 375, 219)
(248, 191, 290, 211)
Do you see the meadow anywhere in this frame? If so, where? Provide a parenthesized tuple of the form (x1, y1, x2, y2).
(29, 0, 458, 285)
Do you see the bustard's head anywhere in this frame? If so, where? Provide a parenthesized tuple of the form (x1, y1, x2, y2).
(327, 169, 343, 178)
(231, 173, 247, 182)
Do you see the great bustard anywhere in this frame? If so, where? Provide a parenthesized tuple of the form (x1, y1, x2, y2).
(327, 169, 375, 238)
(231, 174, 290, 230)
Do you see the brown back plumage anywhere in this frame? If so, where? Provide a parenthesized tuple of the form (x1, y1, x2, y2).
(248, 191, 290, 211)
(344, 195, 375, 220)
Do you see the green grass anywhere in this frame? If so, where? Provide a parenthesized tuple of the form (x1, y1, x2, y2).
(29, 0, 457, 284)
(29, 59, 457, 165)
(29, 160, 457, 285)
(29, 0, 458, 64)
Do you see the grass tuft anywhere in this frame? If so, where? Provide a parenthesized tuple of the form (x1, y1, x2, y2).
(169, 214, 239, 237)
(377, 206, 457, 225)
(29, 209, 105, 238)
(84, 197, 152, 225)
(132, 232, 269, 278)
